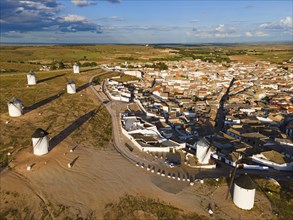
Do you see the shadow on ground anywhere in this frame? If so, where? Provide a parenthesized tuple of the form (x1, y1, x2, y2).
(23, 92, 64, 114)
(49, 108, 99, 150)
(76, 82, 92, 93)
(38, 74, 65, 83)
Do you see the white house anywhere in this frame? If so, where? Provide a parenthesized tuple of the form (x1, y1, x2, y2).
(252, 150, 293, 171)
(124, 70, 142, 78)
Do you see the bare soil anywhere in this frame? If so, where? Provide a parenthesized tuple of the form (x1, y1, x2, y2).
(1, 142, 274, 219)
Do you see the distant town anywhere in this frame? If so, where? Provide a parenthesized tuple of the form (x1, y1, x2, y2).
(102, 57, 293, 173)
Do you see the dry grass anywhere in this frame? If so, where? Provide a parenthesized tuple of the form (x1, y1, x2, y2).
(0, 45, 170, 73)
(104, 194, 209, 220)
(115, 74, 140, 83)
(255, 178, 293, 220)
(0, 68, 112, 167)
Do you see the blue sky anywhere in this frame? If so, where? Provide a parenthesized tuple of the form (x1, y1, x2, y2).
(1, 0, 292, 44)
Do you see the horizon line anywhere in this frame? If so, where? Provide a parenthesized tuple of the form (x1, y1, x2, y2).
(1, 41, 292, 46)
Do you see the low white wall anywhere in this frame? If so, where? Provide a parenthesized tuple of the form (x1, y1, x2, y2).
(121, 128, 172, 153)
(142, 147, 170, 152)
(108, 91, 130, 102)
(252, 155, 293, 171)
(121, 128, 143, 151)
(134, 99, 147, 113)
(243, 164, 269, 170)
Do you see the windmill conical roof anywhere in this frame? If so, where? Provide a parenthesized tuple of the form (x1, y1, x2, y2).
(27, 70, 35, 75)
(197, 138, 209, 148)
(8, 97, 22, 104)
(32, 128, 48, 138)
(234, 173, 256, 190)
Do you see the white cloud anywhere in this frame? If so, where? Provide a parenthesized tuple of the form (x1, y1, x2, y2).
(280, 17, 293, 28)
(190, 24, 239, 38)
(260, 16, 293, 30)
(19, 1, 60, 11)
(102, 25, 181, 32)
(245, 31, 253, 37)
(255, 31, 268, 37)
(259, 23, 282, 29)
(215, 24, 236, 34)
(71, 0, 96, 7)
(62, 14, 87, 22)
(71, 0, 120, 6)
(243, 31, 268, 37)
(214, 33, 240, 38)
(215, 24, 225, 32)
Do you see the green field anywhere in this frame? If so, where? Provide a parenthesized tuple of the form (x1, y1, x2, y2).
(1, 44, 291, 74)
(0, 45, 171, 73)
(167, 43, 293, 64)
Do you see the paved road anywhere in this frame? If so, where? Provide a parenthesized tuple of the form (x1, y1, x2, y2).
(88, 70, 293, 182)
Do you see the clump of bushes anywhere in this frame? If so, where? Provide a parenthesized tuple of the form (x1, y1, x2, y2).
(104, 194, 208, 220)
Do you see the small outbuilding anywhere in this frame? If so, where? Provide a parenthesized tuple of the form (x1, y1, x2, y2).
(233, 173, 256, 210)
(32, 128, 49, 156)
(7, 97, 23, 117)
(27, 71, 37, 85)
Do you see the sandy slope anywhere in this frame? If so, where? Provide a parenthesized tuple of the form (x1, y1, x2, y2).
(1, 142, 273, 219)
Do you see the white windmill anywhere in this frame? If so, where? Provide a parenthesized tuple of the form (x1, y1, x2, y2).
(195, 137, 214, 164)
(32, 128, 49, 156)
(27, 71, 37, 85)
(73, 63, 80, 74)
(7, 97, 23, 117)
(233, 173, 256, 210)
(67, 80, 76, 94)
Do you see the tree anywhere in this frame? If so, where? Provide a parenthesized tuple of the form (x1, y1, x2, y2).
(192, 95, 200, 102)
(58, 61, 65, 69)
(154, 62, 168, 70)
(261, 96, 271, 104)
(50, 64, 57, 70)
